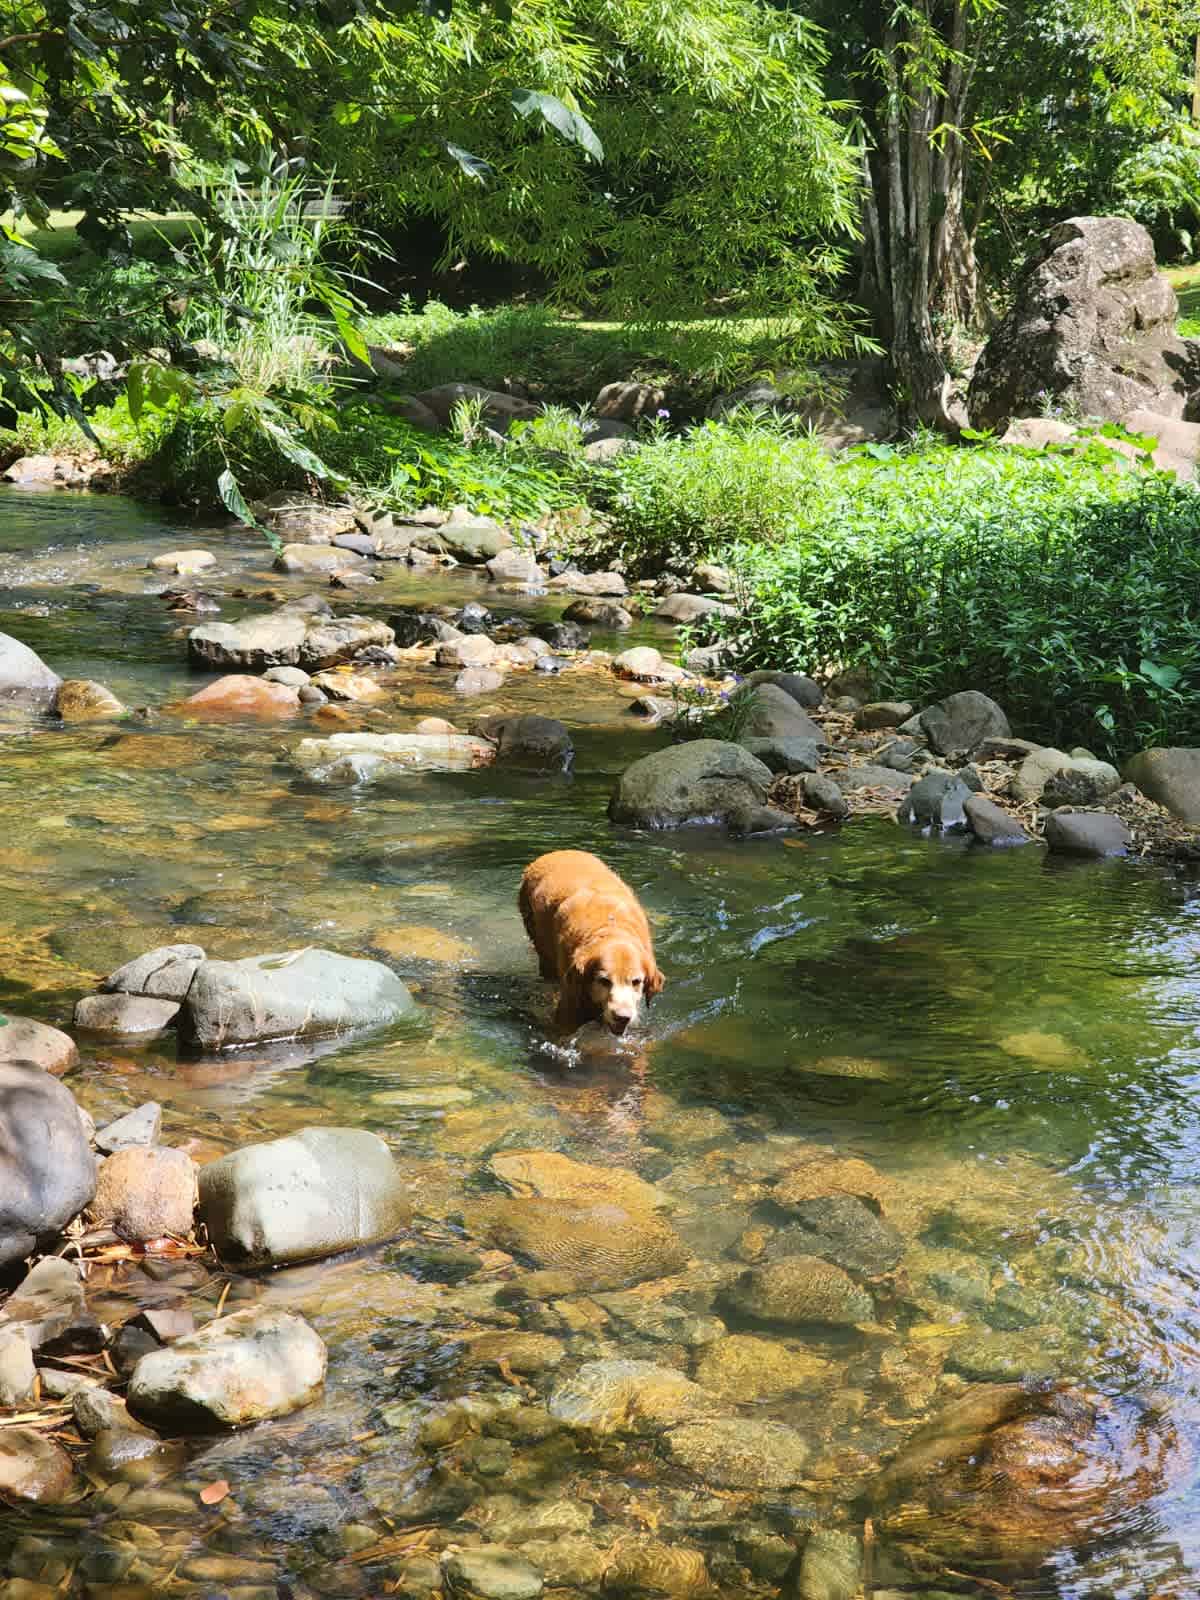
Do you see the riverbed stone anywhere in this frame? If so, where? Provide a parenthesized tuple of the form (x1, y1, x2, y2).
(0, 1257, 86, 1348)
(745, 669, 823, 709)
(439, 515, 514, 563)
(853, 701, 913, 731)
(299, 613, 394, 668)
(965, 794, 1031, 846)
(127, 1305, 326, 1429)
(803, 773, 850, 816)
(742, 683, 825, 742)
(275, 542, 363, 575)
(0, 631, 61, 711)
(148, 549, 216, 574)
(489, 1149, 671, 1213)
(101, 943, 205, 1000)
(0, 1015, 77, 1076)
(486, 548, 542, 585)
(443, 1547, 543, 1600)
(198, 1126, 411, 1265)
(548, 1359, 715, 1433)
(467, 715, 573, 771)
(88, 1146, 197, 1242)
(0, 1429, 75, 1502)
(95, 1102, 162, 1153)
(456, 665, 504, 696)
(533, 620, 588, 651)
(562, 598, 633, 629)
(722, 1255, 874, 1327)
(776, 1195, 905, 1276)
(796, 1529, 862, 1600)
(53, 678, 126, 720)
(695, 1333, 830, 1400)
(188, 611, 308, 670)
(654, 592, 735, 624)
(1124, 747, 1200, 824)
(548, 569, 628, 597)
(181, 947, 413, 1048)
(612, 646, 683, 685)
(1041, 759, 1121, 807)
(1043, 810, 1130, 858)
(663, 1417, 810, 1488)
(438, 634, 498, 668)
(181, 672, 303, 719)
(738, 736, 821, 774)
(293, 729, 496, 782)
(469, 1197, 688, 1290)
(904, 690, 1010, 755)
(609, 740, 773, 830)
(73, 993, 180, 1034)
(0, 1325, 36, 1404)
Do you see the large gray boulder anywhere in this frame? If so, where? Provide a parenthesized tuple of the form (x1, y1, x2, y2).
(1043, 811, 1130, 858)
(198, 1126, 411, 1266)
(438, 514, 514, 563)
(188, 611, 308, 671)
(127, 1306, 326, 1429)
(609, 740, 773, 829)
(740, 683, 824, 743)
(1124, 747, 1200, 825)
(0, 1065, 96, 1266)
(902, 690, 1010, 756)
(180, 948, 413, 1049)
(0, 631, 61, 711)
(969, 217, 1200, 430)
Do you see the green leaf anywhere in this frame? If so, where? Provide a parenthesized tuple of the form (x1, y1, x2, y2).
(511, 89, 604, 162)
(331, 300, 370, 366)
(259, 418, 345, 488)
(1139, 658, 1182, 691)
(217, 468, 256, 527)
(127, 361, 145, 424)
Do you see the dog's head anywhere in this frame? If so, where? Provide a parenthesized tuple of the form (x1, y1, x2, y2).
(571, 938, 665, 1035)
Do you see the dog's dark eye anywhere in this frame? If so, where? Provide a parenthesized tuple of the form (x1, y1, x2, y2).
(597, 974, 611, 987)
(632, 976, 643, 988)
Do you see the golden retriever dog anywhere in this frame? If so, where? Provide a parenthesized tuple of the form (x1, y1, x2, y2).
(520, 850, 664, 1035)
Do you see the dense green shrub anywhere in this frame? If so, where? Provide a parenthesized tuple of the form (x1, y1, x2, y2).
(720, 444, 1200, 759)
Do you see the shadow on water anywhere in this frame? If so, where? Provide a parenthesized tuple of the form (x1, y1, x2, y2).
(5, 489, 1200, 1595)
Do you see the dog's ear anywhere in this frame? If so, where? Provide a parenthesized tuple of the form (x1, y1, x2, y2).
(645, 964, 665, 1001)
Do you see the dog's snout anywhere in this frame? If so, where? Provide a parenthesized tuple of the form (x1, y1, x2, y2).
(609, 1013, 633, 1035)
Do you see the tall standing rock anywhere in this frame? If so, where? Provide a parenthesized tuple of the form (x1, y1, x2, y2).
(969, 217, 1200, 430)
(0, 1065, 96, 1266)
(0, 632, 61, 711)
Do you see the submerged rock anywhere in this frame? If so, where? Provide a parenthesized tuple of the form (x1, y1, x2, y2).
(694, 1333, 830, 1401)
(0, 1066, 96, 1266)
(871, 1383, 1176, 1577)
(292, 729, 496, 783)
(609, 739, 773, 830)
(548, 1358, 714, 1434)
(127, 1306, 326, 1430)
(662, 1417, 810, 1488)
(53, 678, 125, 720)
(775, 1195, 905, 1276)
(442, 1546, 543, 1600)
(198, 1126, 411, 1265)
(796, 1529, 861, 1600)
(774, 1154, 889, 1211)
(603, 1539, 708, 1596)
(0, 630, 61, 711)
(488, 1149, 670, 1213)
(722, 1255, 873, 1328)
(468, 1196, 688, 1290)
(181, 947, 413, 1049)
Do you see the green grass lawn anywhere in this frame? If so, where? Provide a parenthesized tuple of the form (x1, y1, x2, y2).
(1165, 262, 1200, 336)
(4, 209, 197, 262)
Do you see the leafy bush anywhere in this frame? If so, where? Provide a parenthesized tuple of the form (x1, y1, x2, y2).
(577, 413, 831, 572)
(720, 443, 1200, 759)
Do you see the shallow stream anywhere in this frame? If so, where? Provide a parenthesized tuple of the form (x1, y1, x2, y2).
(4, 489, 1200, 1598)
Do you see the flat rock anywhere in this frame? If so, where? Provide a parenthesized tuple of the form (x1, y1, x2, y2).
(275, 542, 364, 574)
(127, 1305, 326, 1429)
(837, 765, 912, 793)
(609, 740, 773, 830)
(694, 1333, 830, 1401)
(149, 549, 216, 574)
(95, 1101, 162, 1153)
(654, 592, 735, 624)
(88, 1146, 197, 1242)
(548, 1358, 714, 1434)
(1124, 747, 1200, 824)
(722, 1254, 873, 1327)
(0, 1257, 86, 1348)
(292, 730, 496, 783)
(547, 569, 628, 597)
(299, 613, 394, 668)
(101, 943, 205, 1000)
(442, 1547, 544, 1600)
(73, 993, 180, 1035)
(198, 1126, 411, 1266)
(181, 947, 413, 1049)
(0, 631, 61, 711)
(258, 493, 359, 542)
(188, 611, 308, 671)
(439, 515, 514, 563)
(1043, 811, 1130, 858)
(0, 1015, 77, 1076)
(53, 678, 125, 720)
(662, 1417, 810, 1488)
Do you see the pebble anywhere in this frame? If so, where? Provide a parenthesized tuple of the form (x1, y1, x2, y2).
(442, 1547, 544, 1600)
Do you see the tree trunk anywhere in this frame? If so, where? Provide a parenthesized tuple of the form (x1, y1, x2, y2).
(860, 0, 983, 429)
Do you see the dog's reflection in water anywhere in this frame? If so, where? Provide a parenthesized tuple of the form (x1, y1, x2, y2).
(532, 1020, 651, 1153)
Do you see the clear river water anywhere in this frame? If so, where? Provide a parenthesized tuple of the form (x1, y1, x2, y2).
(3, 488, 1200, 1599)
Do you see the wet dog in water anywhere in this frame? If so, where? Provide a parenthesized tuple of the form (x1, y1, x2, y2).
(519, 850, 664, 1035)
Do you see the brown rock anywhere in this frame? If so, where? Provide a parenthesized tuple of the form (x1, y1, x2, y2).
(88, 1146, 197, 1242)
(180, 674, 300, 719)
(0, 1428, 75, 1502)
(0, 1015, 77, 1076)
(53, 679, 126, 720)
